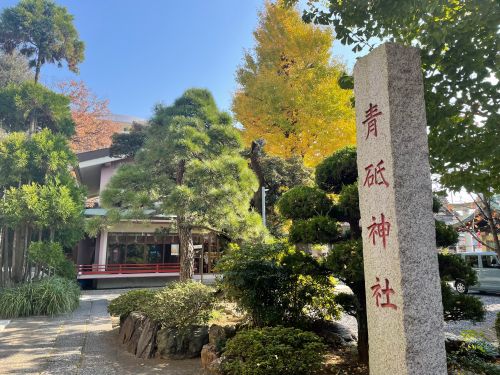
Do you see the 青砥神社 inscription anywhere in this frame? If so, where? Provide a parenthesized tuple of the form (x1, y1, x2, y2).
(354, 43, 447, 375)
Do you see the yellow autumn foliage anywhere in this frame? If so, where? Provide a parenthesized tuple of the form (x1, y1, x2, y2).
(232, 1, 355, 167)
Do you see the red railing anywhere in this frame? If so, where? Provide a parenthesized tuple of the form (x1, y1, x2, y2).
(77, 263, 181, 275)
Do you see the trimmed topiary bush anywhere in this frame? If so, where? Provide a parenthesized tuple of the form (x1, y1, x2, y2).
(277, 186, 332, 220)
(0, 276, 80, 318)
(221, 326, 327, 375)
(107, 288, 156, 318)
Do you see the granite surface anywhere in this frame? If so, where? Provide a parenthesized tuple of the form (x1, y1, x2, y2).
(354, 43, 447, 375)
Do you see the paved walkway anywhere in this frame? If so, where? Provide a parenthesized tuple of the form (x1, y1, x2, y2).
(0, 290, 202, 375)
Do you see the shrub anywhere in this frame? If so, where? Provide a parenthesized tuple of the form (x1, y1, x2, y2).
(107, 289, 156, 317)
(441, 282, 485, 322)
(28, 241, 77, 279)
(144, 281, 215, 329)
(447, 330, 499, 375)
(221, 326, 327, 375)
(0, 276, 80, 318)
(289, 216, 339, 244)
(315, 146, 357, 194)
(217, 241, 340, 327)
(277, 186, 332, 220)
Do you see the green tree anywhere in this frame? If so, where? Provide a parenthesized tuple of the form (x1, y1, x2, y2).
(109, 122, 147, 158)
(0, 0, 84, 83)
(288, 0, 500, 254)
(0, 51, 33, 88)
(0, 82, 74, 136)
(0, 130, 84, 285)
(103, 89, 264, 280)
(279, 146, 482, 363)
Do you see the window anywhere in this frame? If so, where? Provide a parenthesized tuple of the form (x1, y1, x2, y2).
(481, 255, 499, 269)
(464, 255, 479, 268)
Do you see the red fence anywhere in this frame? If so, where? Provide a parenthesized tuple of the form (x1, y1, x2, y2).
(77, 263, 181, 275)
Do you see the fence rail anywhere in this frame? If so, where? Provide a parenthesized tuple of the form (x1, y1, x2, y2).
(77, 263, 181, 275)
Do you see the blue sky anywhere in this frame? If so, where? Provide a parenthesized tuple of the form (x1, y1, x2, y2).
(1, 0, 358, 119)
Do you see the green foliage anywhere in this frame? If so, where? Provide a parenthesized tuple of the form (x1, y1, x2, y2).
(28, 241, 76, 279)
(447, 331, 500, 375)
(104, 89, 264, 247)
(441, 282, 485, 322)
(277, 186, 332, 220)
(435, 220, 459, 248)
(337, 183, 360, 235)
(325, 240, 364, 292)
(315, 146, 357, 194)
(107, 289, 156, 318)
(292, 0, 499, 198)
(144, 281, 215, 329)
(438, 253, 477, 286)
(0, 130, 78, 188)
(0, 0, 85, 81)
(0, 82, 74, 136)
(221, 326, 327, 375)
(217, 241, 339, 327)
(0, 276, 80, 318)
(289, 216, 339, 244)
(109, 122, 146, 158)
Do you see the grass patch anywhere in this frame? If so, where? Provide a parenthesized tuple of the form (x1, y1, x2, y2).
(0, 276, 80, 318)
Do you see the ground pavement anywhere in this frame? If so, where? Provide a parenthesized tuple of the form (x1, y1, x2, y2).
(0, 289, 201, 375)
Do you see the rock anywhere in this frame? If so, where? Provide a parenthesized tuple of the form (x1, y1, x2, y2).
(207, 357, 223, 375)
(201, 344, 218, 369)
(128, 313, 147, 354)
(136, 317, 159, 359)
(118, 312, 159, 358)
(157, 325, 209, 359)
(312, 321, 357, 348)
(208, 324, 236, 348)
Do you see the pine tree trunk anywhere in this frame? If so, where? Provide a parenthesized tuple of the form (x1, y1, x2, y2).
(0, 226, 3, 287)
(353, 284, 369, 364)
(178, 217, 194, 281)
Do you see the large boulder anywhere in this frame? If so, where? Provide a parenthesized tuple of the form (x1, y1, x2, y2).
(118, 312, 159, 358)
(208, 324, 236, 349)
(157, 325, 209, 359)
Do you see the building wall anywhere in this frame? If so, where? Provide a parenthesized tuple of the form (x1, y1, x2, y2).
(99, 161, 121, 192)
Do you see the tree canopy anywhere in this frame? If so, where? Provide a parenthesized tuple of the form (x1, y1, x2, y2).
(0, 0, 85, 82)
(0, 82, 75, 136)
(103, 89, 265, 279)
(232, 2, 355, 167)
(288, 0, 500, 253)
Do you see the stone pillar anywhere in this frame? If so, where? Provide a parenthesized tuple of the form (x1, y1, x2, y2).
(98, 229, 108, 266)
(354, 43, 446, 375)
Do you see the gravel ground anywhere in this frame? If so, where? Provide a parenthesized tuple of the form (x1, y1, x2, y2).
(335, 286, 500, 345)
(445, 292, 500, 343)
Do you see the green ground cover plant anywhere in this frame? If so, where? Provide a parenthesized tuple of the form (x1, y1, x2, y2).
(447, 331, 500, 375)
(221, 326, 327, 375)
(0, 276, 80, 318)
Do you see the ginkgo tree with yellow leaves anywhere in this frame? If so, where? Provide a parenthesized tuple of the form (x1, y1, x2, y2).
(232, 1, 355, 167)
